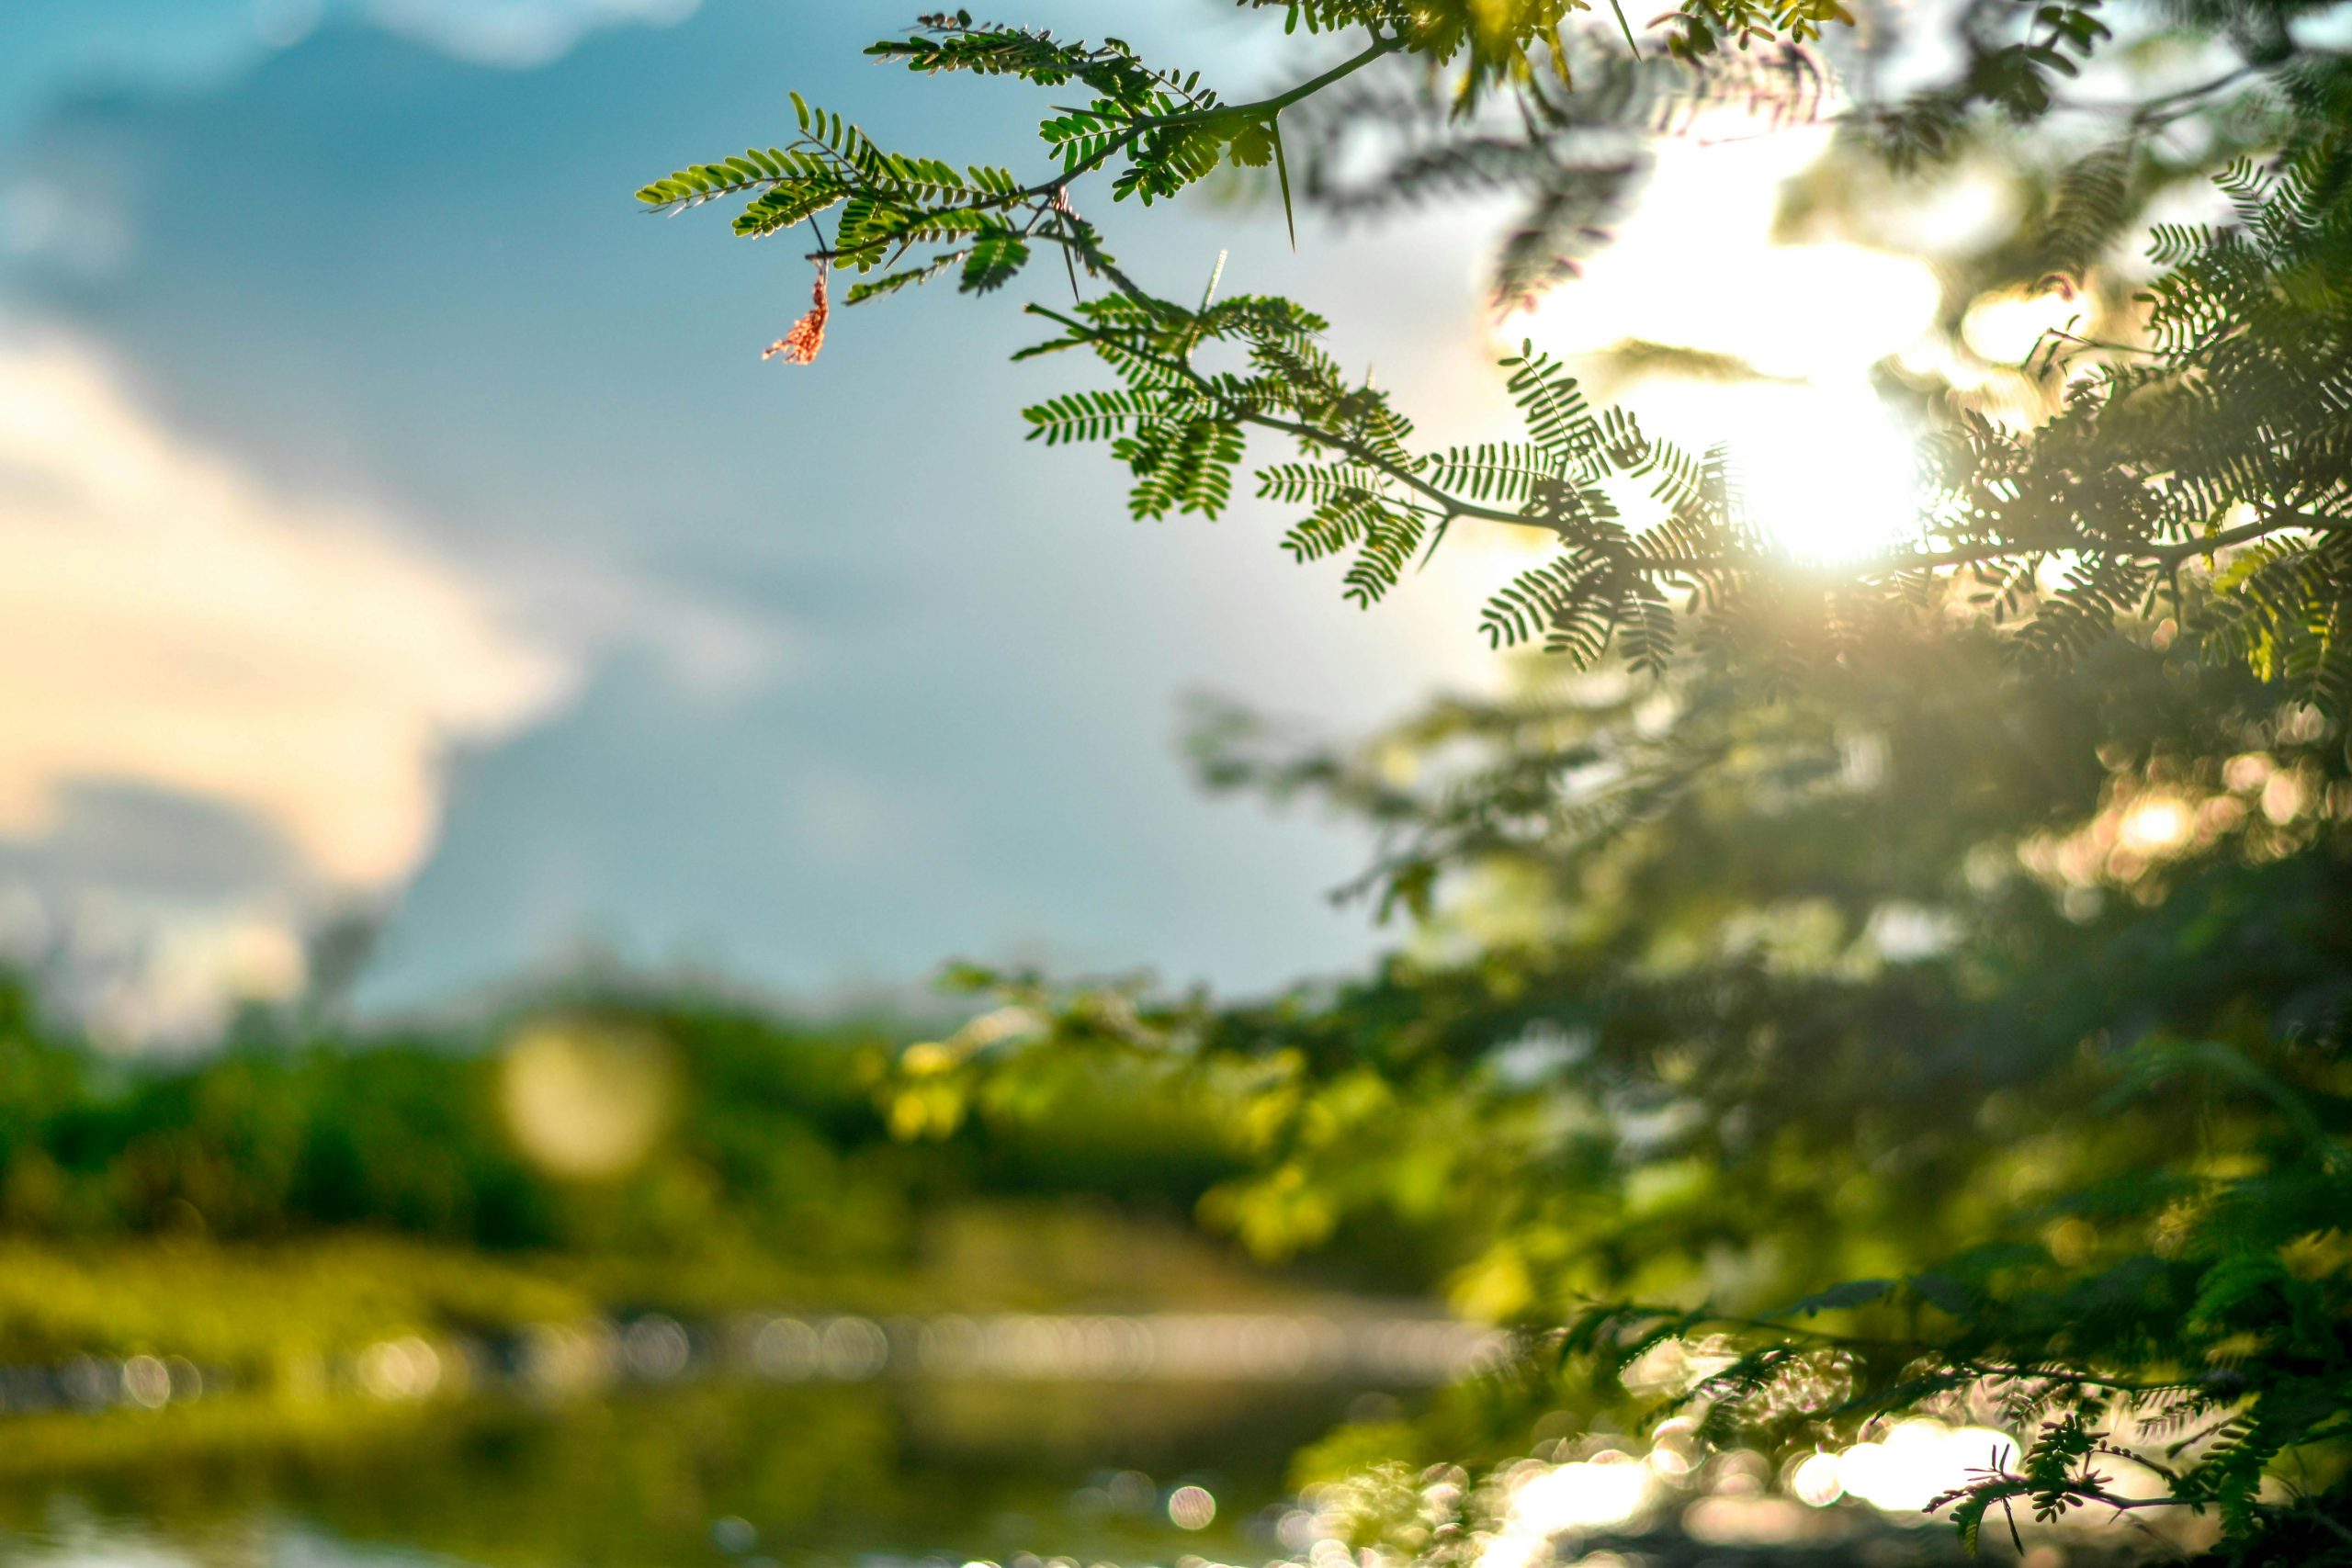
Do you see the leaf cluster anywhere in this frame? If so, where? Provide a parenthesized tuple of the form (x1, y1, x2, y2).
(641, 16, 2352, 1550)
(902, 633, 2352, 1557)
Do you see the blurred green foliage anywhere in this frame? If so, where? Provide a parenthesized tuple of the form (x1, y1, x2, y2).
(925, 629, 2351, 1560)
(0, 982, 1253, 1251)
(0, 980, 1379, 1374)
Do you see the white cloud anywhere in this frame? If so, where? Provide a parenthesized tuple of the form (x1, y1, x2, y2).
(0, 0, 706, 152)
(0, 321, 797, 1043)
(0, 324, 571, 891)
(362, 0, 701, 69)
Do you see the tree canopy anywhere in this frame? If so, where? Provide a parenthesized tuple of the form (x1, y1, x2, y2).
(645, 3, 2352, 1562)
(643, 0, 2348, 708)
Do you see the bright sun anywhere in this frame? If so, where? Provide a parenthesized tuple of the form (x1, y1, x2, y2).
(1695, 379, 1925, 563)
(1498, 131, 1944, 567)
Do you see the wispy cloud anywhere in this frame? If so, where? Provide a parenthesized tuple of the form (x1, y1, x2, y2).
(490, 546, 792, 705)
(364, 0, 702, 69)
(0, 0, 707, 149)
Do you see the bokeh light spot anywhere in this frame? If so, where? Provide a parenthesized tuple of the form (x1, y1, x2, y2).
(500, 1020, 679, 1179)
(1169, 1484, 1217, 1529)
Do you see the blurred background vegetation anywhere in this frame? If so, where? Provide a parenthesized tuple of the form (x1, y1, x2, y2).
(0, 965, 1476, 1369)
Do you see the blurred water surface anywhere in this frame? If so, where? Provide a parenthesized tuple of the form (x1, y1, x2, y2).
(0, 1376, 1367, 1568)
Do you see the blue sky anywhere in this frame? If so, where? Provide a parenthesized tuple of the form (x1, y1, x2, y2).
(0, 0, 1957, 1040)
(0, 0, 1520, 1034)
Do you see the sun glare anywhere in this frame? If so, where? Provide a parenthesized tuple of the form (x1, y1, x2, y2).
(1962, 287, 2084, 365)
(1557, 376, 1927, 565)
(1498, 132, 1943, 568)
(1715, 381, 1925, 563)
